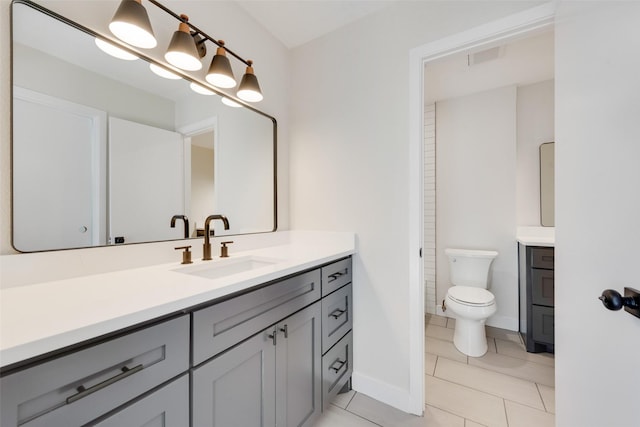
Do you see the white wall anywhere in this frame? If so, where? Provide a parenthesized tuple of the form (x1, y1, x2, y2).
(0, 0, 290, 254)
(435, 86, 518, 330)
(516, 79, 554, 226)
(289, 0, 543, 411)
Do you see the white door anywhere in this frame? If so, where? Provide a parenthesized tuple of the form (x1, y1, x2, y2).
(12, 88, 106, 251)
(555, 3, 640, 426)
(109, 117, 185, 244)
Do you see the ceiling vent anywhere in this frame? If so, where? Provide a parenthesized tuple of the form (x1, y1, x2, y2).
(468, 46, 503, 66)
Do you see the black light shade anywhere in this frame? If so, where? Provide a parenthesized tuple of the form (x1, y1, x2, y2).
(206, 43, 236, 88)
(165, 15, 203, 71)
(237, 61, 263, 102)
(109, 0, 157, 49)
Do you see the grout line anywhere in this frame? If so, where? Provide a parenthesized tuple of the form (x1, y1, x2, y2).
(343, 390, 357, 409)
(535, 383, 548, 412)
(503, 397, 510, 427)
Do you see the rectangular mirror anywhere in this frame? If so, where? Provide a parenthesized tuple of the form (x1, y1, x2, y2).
(540, 142, 554, 226)
(11, 0, 276, 252)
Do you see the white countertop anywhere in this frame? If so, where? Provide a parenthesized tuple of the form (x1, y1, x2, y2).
(0, 231, 355, 368)
(516, 226, 555, 247)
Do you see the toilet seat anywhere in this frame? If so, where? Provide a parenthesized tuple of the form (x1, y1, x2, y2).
(447, 286, 495, 307)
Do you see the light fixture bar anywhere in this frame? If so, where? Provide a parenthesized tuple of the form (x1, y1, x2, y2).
(147, 0, 251, 67)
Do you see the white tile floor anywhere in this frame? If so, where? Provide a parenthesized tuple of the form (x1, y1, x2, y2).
(313, 314, 555, 427)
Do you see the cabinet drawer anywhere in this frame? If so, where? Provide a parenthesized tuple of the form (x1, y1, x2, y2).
(530, 247, 554, 269)
(531, 269, 554, 306)
(0, 315, 189, 427)
(193, 269, 321, 365)
(322, 331, 353, 410)
(531, 306, 555, 344)
(322, 283, 352, 354)
(87, 374, 189, 426)
(322, 258, 352, 297)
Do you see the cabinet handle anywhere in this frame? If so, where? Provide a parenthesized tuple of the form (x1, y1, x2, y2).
(66, 364, 143, 405)
(279, 324, 288, 338)
(268, 329, 277, 346)
(328, 269, 348, 282)
(329, 308, 347, 319)
(329, 359, 347, 373)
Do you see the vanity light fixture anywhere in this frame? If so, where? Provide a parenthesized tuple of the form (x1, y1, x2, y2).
(237, 61, 263, 102)
(149, 63, 181, 79)
(107, 0, 264, 102)
(190, 82, 216, 96)
(205, 41, 236, 88)
(94, 38, 138, 61)
(109, 0, 157, 49)
(165, 15, 203, 71)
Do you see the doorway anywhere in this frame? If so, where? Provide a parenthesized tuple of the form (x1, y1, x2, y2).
(406, 3, 556, 414)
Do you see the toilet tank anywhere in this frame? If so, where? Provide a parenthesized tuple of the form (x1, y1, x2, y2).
(445, 248, 498, 288)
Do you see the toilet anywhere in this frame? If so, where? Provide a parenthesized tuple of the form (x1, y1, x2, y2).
(444, 248, 498, 357)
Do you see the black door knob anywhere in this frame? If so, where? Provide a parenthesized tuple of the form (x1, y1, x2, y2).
(599, 289, 639, 311)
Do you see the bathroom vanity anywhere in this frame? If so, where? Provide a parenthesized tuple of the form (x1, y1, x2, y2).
(0, 233, 354, 427)
(517, 227, 555, 353)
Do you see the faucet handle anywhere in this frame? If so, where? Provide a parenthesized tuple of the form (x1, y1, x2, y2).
(220, 241, 234, 258)
(175, 245, 193, 264)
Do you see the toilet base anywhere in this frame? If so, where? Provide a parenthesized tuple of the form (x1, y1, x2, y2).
(452, 317, 489, 357)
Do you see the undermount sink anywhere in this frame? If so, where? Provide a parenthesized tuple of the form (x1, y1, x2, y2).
(173, 256, 282, 280)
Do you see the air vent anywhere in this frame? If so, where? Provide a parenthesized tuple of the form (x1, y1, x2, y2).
(468, 46, 503, 66)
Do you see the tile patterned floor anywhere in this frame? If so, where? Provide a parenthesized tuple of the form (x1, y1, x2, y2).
(313, 314, 555, 427)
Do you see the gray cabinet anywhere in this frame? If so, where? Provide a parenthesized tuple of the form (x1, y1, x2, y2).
(320, 258, 354, 408)
(0, 256, 353, 427)
(519, 245, 554, 353)
(87, 375, 189, 427)
(192, 269, 321, 365)
(192, 302, 322, 427)
(0, 315, 189, 427)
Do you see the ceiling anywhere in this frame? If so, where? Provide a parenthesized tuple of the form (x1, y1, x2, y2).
(235, 0, 396, 48)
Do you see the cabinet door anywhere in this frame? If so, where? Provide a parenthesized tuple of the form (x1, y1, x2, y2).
(276, 302, 322, 427)
(192, 330, 276, 427)
(87, 375, 188, 426)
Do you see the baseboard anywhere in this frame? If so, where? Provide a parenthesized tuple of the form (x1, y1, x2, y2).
(351, 371, 420, 415)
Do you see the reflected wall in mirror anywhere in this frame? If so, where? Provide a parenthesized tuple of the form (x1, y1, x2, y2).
(11, 0, 276, 252)
(540, 142, 554, 226)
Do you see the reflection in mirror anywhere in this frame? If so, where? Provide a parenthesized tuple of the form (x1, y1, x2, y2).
(540, 142, 554, 227)
(11, 1, 276, 252)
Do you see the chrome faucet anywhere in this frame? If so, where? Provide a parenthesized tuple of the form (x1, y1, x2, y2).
(170, 215, 190, 239)
(203, 215, 230, 260)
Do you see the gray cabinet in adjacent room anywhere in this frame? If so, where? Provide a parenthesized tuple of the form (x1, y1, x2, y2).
(519, 245, 555, 353)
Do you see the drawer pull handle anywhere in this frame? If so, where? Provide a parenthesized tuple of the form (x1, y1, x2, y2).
(329, 359, 347, 373)
(328, 269, 348, 282)
(66, 364, 143, 405)
(330, 308, 347, 319)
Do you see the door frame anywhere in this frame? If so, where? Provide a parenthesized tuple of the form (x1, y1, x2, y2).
(406, 3, 556, 414)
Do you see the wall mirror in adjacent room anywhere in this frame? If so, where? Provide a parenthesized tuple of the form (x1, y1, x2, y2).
(540, 141, 555, 226)
(11, 0, 277, 252)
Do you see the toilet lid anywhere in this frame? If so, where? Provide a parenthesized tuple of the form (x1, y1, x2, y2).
(448, 286, 495, 306)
